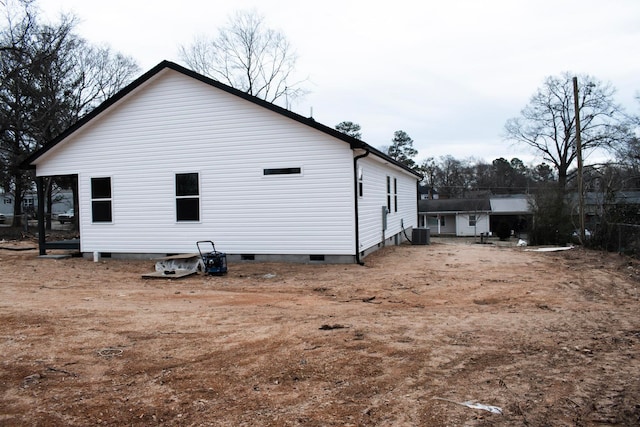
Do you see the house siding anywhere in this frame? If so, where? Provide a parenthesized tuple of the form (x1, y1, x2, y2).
(35, 69, 357, 255)
(455, 213, 490, 236)
(438, 214, 457, 235)
(357, 156, 417, 253)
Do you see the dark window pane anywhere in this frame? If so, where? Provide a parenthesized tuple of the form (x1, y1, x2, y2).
(91, 177, 111, 199)
(92, 201, 112, 222)
(177, 198, 199, 221)
(263, 168, 301, 175)
(176, 173, 199, 196)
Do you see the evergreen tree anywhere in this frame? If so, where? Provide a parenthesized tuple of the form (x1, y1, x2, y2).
(387, 130, 417, 169)
(335, 121, 362, 139)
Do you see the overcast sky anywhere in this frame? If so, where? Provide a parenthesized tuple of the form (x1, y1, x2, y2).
(38, 0, 640, 166)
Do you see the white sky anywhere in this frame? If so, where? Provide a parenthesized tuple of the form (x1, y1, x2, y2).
(38, 0, 640, 166)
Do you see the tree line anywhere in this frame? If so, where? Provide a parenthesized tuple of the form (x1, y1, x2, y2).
(336, 72, 639, 246)
(333, 122, 558, 197)
(2, 1, 639, 246)
(1, 0, 139, 226)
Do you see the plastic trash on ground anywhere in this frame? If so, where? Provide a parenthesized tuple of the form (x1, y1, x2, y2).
(433, 397, 503, 415)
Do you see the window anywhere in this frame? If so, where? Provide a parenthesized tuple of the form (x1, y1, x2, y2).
(393, 178, 398, 212)
(176, 173, 199, 221)
(440, 216, 446, 226)
(263, 167, 301, 175)
(91, 177, 112, 222)
(386, 176, 391, 212)
(357, 167, 364, 197)
(469, 214, 477, 227)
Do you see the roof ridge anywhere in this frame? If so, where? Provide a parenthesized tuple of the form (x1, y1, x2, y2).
(22, 60, 421, 178)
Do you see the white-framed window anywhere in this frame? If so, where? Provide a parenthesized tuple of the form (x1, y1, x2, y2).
(91, 177, 112, 222)
(176, 173, 199, 222)
(469, 214, 477, 227)
(357, 167, 364, 198)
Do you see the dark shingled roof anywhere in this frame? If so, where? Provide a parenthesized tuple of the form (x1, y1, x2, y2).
(419, 198, 491, 213)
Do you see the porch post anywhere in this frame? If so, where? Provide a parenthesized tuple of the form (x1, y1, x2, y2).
(36, 176, 46, 256)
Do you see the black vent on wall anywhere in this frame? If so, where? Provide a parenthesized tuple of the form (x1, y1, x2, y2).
(263, 167, 301, 175)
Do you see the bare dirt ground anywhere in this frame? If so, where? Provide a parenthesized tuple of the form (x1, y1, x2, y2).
(1, 237, 640, 426)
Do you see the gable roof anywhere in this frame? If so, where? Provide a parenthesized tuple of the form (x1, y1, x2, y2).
(22, 60, 421, 178)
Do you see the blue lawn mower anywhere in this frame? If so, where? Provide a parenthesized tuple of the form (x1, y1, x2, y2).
(196, 241, 228, 275)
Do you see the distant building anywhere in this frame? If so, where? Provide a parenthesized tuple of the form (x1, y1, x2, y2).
(0, 190, 73, 221)
(419, 194, 531, 237)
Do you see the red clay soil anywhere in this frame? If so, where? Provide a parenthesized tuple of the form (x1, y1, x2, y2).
(1, 238, 639, 426)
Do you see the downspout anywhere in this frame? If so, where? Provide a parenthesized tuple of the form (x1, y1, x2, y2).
(353, 149, 370, 265)
(36, 176, 46, 256)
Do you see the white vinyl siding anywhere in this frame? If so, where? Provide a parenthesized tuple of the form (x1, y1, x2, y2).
(437, 215, 456, 234)
(356, 156, 417, 253)
(35, 69, 356, 255)
(33, 67, 420, 257)
(456, 213, 490, 236)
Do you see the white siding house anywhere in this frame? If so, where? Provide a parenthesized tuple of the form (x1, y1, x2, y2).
(24, 61, 421, 263)
(418, 198, 491, 237)
(419, 195, 532, 237)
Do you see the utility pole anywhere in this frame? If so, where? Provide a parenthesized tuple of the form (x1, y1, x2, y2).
(573, 76, 585, 243)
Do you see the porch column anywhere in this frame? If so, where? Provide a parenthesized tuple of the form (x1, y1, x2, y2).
(36, 176, 46, 256)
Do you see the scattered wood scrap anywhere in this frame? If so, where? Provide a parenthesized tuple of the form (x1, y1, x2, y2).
(141, 269, 197, 279)
(319, 324, 347, 330)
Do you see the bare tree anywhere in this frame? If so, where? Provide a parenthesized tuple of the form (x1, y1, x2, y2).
(179, 10, 306, 106)
(504, 72, 632, 191)
(0, 0, 139, 227)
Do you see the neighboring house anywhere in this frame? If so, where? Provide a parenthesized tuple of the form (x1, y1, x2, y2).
(489, 195, 531, 237)
(0, 192, 15, 219)
(418, 198, 491, 236)
(0, 190, 73, 221)
(569, 191, 640, 231)
(419, 194, 531, 237)
(579, 191, 640, 218)
(23, 61, 421, 263)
